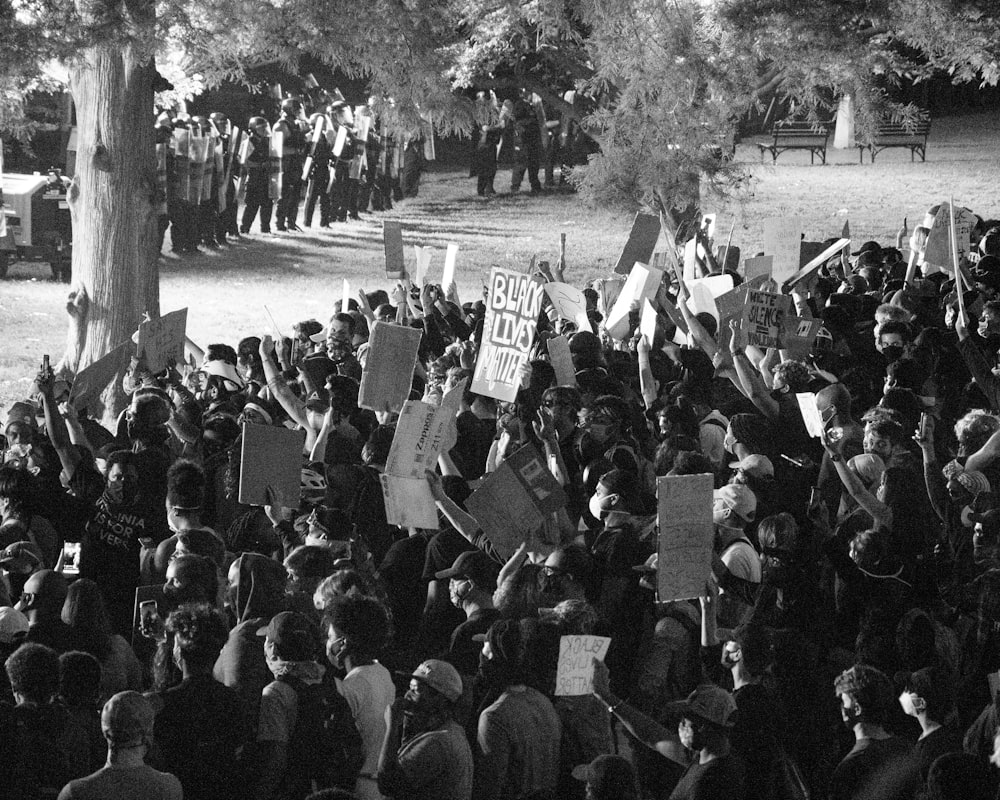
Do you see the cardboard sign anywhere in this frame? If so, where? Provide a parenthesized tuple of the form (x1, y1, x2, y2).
(69, 342, 132, 414)
(744, 255, 773, 281)
(763, 217, 803, 283)
(684, 275, 734, 323)
(441, 243, 459, 290)
(413, 245, 434, 286)
(547, 335, 576, 386)
(924, 202, 975, 269)
(613, 212, 661, 275)
(593, 278, 625, 322)
(384, 221, 405, 279)
(136, 308, 188, 374)
(544, 282, 591, 333)
(555, 635, 612, 696)
(380, 474, 439, 529)
(465, 444, 567, 559)
(384, 381, 465, 480)
(656, 474, 714, 602)
(784, 238, 850, 290)
(238, 423, 305, 507)
(796, 393, 825, 438)
(472, 268, 545, 402)
(780, 316, 822, 361)
(341, 278, 351, 314)
(683, 238, 699, 281)
(742, 291, 790, 350)
(605, 262, 664, 340)
(640, 299, 658, 347)
(358, 322, 423, 413)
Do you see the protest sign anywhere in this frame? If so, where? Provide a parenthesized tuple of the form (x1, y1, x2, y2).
(547, 335, 576, 386)
(380, 474, 439, 529)
(358, 322, 422, 413)
(593, 278, 625, 323)
(613, 212, 660, 275)
(924, 201, 976, 270)
(780, 316, 822, 361)
(784, 238, 850, 290)
(472, 268, 545, 402)
(69, 342, 132, 413)
(555, 635, 612, 696)
(465, 444, 566, 560)
(342, 279, 351, 314)
(640, 299, 657, 347)
(136, 308, 187, 373)
(684, 274, 734, 322)
(763, 217, 803, 283)
(383, 221, 405, 278)
(545, 282, 591, 333)
(413, 245, 434, 285)
(656, 474, 714, 602)
(442, 243, 459, 289)
(744, 255, 773, 281)
(742, 291, 790, 349)
(238, 423, 305, 507)
(796, 393, 825, 438)
(605, 262, 664, 341)
(683, 238, 698, 281)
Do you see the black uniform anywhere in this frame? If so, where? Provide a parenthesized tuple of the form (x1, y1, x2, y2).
(240, 131, 273, 234)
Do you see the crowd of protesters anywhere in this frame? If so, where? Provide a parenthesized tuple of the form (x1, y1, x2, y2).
(5, 203, 1000, 799)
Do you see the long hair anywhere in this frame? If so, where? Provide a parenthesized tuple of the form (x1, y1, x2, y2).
(61, 578, 114, 661)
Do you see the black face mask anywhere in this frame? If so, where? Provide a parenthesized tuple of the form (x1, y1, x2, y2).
(841, 705, 862, 732)
(477, 653, 501, 688)
(882, 345, 904, 364)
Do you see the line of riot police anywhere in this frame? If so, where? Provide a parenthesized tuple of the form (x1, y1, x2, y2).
(154, 94, 401, 255)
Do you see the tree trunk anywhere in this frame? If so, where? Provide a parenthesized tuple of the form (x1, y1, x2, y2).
(65, 44, 159, 393)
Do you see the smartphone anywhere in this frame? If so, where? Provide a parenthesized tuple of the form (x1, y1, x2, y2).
(919, 412, 930, 440)
(60, 542, 81, 575)
(139, 600, 159, 632)
(42, 354, 50, 372)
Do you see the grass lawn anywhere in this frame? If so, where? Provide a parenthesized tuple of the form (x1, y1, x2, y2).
(2, 110, 999, 410)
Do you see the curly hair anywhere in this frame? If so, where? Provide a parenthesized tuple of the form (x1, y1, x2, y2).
(6, 643, 60, 702)
(166, 603, 229, 672)
(954, 410, 1000, 453)
(773, 360, 812, 393)
(322, 594, 390, 660)
(833, 663, 894, 724)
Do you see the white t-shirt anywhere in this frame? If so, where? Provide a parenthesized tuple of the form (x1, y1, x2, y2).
(339, 662, 395, 799)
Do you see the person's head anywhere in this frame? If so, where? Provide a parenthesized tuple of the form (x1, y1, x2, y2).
(972, 510, 1000, 566)
(588, 469, 642, 522)
(102, 691, 156, 752)
(61, 578, 113, 640)
(105, 450, 140, 507)
(729, 454, 774, 494)
(285, 545, 337, 597)
(572, 754, 640, 800)
(201, 414, 240, 459)
(955, 410, 1000, 459)
(173, 529, 226, 567)
(325, 312, 356, 356)
(313, 568, 371, 611)
(722, 623, 772, 677)
(237, 336, 263, 381)
(16, 569, 68, 618)
(863, 417, 906, 460)
(978, 299, 1000, 337)
(59, 650, 102, 707)
(578, 401, 621, 447)
(163, 554, 219, 611)
(479, 617, 531, 689)
(436, 549, 499, 610)
(258, 610, 320, 663)
(713, 484, 756, 529)
(771, 360, 811, 394)
(724, 413, 771, 457)
(0, 463, 33, 520)
(668, 684, 737, 752)
(834, 664, 894, 730)
(541, 545, 592, 604)
(403, 659, 462, 730)
(875, 320, 911, 362)
(294, 319, 323, 355)
(166, 459, 205, 528)
(323, 594, 390, 669)
(302, 506, 354, 556)
(5, 642, 60, 703)
(166, 603, 229, 675)
(541, 386, 583, 434)
(756, 512, 798, 571)
(899, 665, 955, 724)
(493, 562, 543, 619)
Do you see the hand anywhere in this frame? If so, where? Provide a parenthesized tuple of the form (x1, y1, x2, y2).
(263, 486, 292, 524)
(516, 361, 532, 389)
(806, 490, 830, 532)
(445, 281, 460, 305)
(390, 282, 407, 305)
(954, 306, 968, 340)
(389, 696, 408, 722)
(259, 334, 276, 360)
(700, 574, 720, 606)
(58, 401, 78, 422)
(420, 282, 434, 311)
(913, 414, 935, 450)
(458, 340, 476, 370)
(591, 657, 612, 702)
(533, 407, 557, 444)
(728, 319, 748, 353)
(820, 427, 844, 459)
(425, 468, 445, 500)
(898, 217, 908, 242)
(34, 364, 55, 397)
(357, 289, 375, 322)
(636, 333, 651, 357)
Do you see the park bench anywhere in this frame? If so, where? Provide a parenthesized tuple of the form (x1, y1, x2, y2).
(757, 120, 832, 165)
(858, 114, 931, 163)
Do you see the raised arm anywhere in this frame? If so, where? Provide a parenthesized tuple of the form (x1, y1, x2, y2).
(729, 320, 780, 419)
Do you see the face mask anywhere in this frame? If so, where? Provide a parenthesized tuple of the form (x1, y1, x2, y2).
(478, 652, 500, 687)
(721, 648, 739, 668)
(588, 493, 611, 521)
(898, 691, 917, 717)
(882, 345, 904, 363)
(841, 704, 862, 731)
(679, 722, 703, 752)
(449, 579, 471, 609)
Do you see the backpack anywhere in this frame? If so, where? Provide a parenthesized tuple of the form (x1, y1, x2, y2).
(278, 676, 364, 799)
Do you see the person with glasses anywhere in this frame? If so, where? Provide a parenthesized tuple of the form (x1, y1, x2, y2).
(15, 568, 73, 653)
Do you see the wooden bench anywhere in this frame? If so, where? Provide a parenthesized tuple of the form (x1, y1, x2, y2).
(757, 120, 832, 165)
(858, 115, 931, 163)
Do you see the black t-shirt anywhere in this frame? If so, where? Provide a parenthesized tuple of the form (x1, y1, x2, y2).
(913, 723, 963, 780)
(669, 753, 746, 800)
(830, 736, 920, 800)
(377, 531, 435, 650)
(447, 607, 501, 677)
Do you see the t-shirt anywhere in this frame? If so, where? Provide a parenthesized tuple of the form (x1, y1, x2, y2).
(475, 686, 561, 800)
(448, 608, 502, 677)
(339, 663, 395, 782)
(913, 724, 962, 780)
(829, 736, 920, 800)
(397, 718, 474, 800)
(57, 764, 182, 800)
(258, 679, 299, 743)
(668, 754, 746, 800)
(377, 531, 434, 650)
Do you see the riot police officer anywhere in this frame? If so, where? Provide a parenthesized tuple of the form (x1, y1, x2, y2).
(272, 97, 308, 231)
(240, 116, 274, 235)
(302, 112, 333, 228)
(210, 111, 240, 243)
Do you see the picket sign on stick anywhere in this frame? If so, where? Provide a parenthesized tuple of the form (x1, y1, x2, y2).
(783, 238, 851, 291)
(613, 212, 660, 275)
(358, 322, 423, 413)
(763, 217, 803, 284)
(951, 197, 966, 324)
(720, 218, 736, 271)
(383, 221, 406, 279)
(544, 282, 592, 333)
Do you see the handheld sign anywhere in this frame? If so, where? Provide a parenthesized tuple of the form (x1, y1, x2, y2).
(544, 282, 592, 333)
(384, 221, 405, 279)
(69, 342, 132, 413)
(554, 636, 612, 696)
(640, 299, 657, 347)
(656, 475, 714, 602)
(472, 267, 545, 402)
(684, 274, 734, 323)
(605, 263, 664, 341)
(742, 291, 790, 350)
(780, 316, 822, 361)
(136, 309, 188, 374)
(783, 238, 850, 290)
(613, 212, 661, 275)
(358, 322, 423, 413)
(743, 255, 773, 281)
(238, 424, 305, 507)
(763, 217, 803, 283)
(442, 243, 459, 290)
(380, 474, 439, 529)
(464, 444, 567, 560)
(547, 335, 576, 387)
(796, 393, 825, 438)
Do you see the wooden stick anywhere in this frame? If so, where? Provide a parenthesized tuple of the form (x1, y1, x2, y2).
(720, 218, 736, 273)
(950, 197, 966, 323)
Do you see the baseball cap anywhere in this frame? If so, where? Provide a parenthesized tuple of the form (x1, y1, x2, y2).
(0, 541, 43, 573)
(435, 549, 498, 589)
(408, 659, 463, 703)
(304, 389, 329, 412)
(4, 402, 38, 430)
(571, 754, 639, 794)
(727, 454, 774, 479)
(666, 683, 738, 728)
(713, 484, 756, 523)
(256, 611, 319, 662)
(0, 606, 28, 644)
(102, 691, 155, 746)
